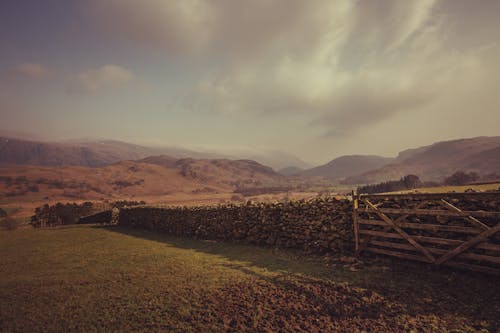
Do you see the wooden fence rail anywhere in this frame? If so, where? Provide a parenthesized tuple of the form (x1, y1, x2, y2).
(353, 191, 500, 275)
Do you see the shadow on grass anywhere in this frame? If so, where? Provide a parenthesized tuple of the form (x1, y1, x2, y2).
(100, 225, 500, 329)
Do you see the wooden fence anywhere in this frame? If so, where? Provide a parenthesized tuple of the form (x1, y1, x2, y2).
(353, 192, 500, 275)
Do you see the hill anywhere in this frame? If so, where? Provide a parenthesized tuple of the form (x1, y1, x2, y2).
(139, 155, 283, 187)
(0, 155, 284, 202)
(278, 166, 305, 176)
(247, 151, 312, 171)
(0, 137, 164, 167)
(0, 136, 311, 170)
(343, 137, 500, 184)
(300, 155, 394, 179)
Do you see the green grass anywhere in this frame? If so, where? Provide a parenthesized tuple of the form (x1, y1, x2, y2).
(0, 225, 498, 332)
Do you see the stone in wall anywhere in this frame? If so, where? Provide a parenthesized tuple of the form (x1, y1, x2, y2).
(118, 197, 354, 254)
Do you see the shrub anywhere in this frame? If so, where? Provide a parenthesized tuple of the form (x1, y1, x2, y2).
(444, 171, 480, 186)
(357, 174, 422, 194)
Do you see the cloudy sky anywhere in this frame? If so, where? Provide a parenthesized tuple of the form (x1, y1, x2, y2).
(1, 0, 499, 164)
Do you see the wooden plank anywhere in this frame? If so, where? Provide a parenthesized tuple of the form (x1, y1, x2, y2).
(365, 200, 435, 262)
(443, 261, 500, 276)
(359, 229, 500, 252)
(474, 242, 500, 252)
(430, 248, 500, 264)
(440, 199, 490, 230)
(358, 219, 389, 226)
(359, 229, 402, 239)
(399, 222, 480, 235)
(364, 246, 431, 263)
(358, 218, 481, 234)
(362, 207, 500, 218)
(413, 236, 500, 252)
(352, 192, 360, 255)
(358, 201, 429, 254)
(359, 192, 500, 200)
(369, 240, 500, 264)
(393, 201, 429, 224)
(366, 243, 500, 275)
(369, 239, 416, 251)
(435, 223, 500, 265)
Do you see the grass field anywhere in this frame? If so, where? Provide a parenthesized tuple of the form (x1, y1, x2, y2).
(388, 182, 500, 195)
(1, 225, 499, 332)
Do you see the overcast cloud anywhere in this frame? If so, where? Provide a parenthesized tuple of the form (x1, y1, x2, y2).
(1, 0, 499, 163)
(85, 0, 500, 136)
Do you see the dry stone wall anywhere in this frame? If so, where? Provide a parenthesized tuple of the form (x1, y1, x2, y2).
(118, 197, 354, 254)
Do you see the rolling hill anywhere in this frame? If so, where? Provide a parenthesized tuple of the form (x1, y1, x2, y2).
(139, 155, 283, 186)
(343, 137, 500, 184)
(0, 155, 284, 202)
(0, 136, 310, 170)
(278, 166, 305, 176)
(299, 155, 394, 179)
(0, 137, 164, 167)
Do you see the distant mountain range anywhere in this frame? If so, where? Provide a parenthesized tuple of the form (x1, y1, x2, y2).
(0, 136, 308, 171)
(0, 137, 191, 167)
(297, 155, 395, 179)
(279, 136, 500, 183)
(342, 137, 500, 184)
(0, 155, 284, 202)
(1, 135, 500, 186)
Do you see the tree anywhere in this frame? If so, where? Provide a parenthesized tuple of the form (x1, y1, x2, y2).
(401, 174, 422, 189)
(444, 171, 480, 186)
(357, 175, 422, 194)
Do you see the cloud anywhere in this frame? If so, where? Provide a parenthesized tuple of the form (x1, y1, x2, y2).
(85, 0, 214, 55)
(84, 0, 499, 137)
(8, 63, 52, 79)
(69, 64, 134, 93)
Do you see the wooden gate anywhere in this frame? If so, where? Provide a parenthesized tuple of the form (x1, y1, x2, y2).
(353, 192, 500, 275)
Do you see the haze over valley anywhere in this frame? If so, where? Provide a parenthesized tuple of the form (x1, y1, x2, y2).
(2, 2, 500, 332)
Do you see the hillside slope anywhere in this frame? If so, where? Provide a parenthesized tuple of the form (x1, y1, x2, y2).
(139, 155, 283, 187)
(0, 155, 284, 202)
(300, 155, 394, 179)
(343, 137, 500, 184)
(0, 137, 164, 167)
(0, 136, 310, 170)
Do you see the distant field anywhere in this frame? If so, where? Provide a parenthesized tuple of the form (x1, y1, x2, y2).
(1, 225, 498, 332)
(387, 182, 500, 195)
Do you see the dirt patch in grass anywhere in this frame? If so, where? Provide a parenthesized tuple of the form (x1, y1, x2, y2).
(205, 275, 404, 332)
(190, 273, 495, 333)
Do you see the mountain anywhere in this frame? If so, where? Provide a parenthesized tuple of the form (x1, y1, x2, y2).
(299, 155, 395, 179)
(0, 137, 227, 167)
(278, 166, 305, 176)
(0, 137, 156, 166)
(139, 155, 283, 186)
(343, 136, 500, 184)
(137, 155, 178, 168)
(246, 151, 312, 171)
(0, 136, 309, 171)
(0, 156, 284, 202)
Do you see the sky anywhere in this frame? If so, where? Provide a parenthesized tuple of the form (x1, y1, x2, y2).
(1, 0, 499, 164)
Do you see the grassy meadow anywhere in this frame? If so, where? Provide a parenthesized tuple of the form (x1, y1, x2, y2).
(387, 182, 500, 195)
(0, 225, 499, 332)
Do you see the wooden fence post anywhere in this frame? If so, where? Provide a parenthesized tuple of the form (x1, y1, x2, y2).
(352, 190, 360, 256)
